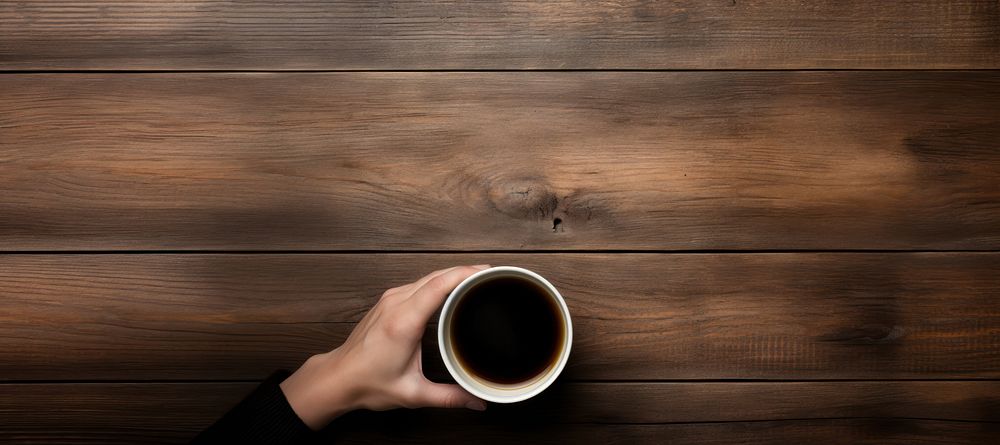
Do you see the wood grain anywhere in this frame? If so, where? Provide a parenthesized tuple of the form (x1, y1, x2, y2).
(327, 420, 1000, 445)
(2, 382, 997, 444)
(2, 72, 999, 251)
(2, 253, 997, 381)
(1, 1, 998, 70)
(5, 2, 997, 444)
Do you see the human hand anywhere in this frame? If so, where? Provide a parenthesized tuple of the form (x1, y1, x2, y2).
(279, 265, 491, 430)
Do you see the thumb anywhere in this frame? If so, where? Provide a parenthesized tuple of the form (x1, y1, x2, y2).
(416, 382, 486, 411)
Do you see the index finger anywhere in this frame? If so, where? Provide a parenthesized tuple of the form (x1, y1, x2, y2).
(402, 265, 489, 326)
(392, 265, 467, 298)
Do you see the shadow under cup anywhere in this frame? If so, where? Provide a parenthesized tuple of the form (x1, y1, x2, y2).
(438, 266, 573, 404)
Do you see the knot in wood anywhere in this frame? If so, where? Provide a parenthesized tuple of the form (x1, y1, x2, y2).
(487, 178, 559, 220)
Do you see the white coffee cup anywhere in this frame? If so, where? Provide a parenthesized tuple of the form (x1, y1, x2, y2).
(438, 266, 573, 403)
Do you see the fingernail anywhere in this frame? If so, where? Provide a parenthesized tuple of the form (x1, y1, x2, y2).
(466, 400, 487, 411)
(473, 264, 491, 269)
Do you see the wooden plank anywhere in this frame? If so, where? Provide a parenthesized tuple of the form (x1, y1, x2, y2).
(5, 421, 994, 445)
(1, 382, 997, 444)
(2, 72, 999, 251)
(328, 420, 1000, 445)
(2, 253, 997, 381)
(1, 1, 998, 70)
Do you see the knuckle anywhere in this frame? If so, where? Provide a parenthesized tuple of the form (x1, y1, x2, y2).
(382, 313, 414, 338)
(380, 289, 404, 306)
(426, 274, 450, 292)
(439, 391, 460, 408)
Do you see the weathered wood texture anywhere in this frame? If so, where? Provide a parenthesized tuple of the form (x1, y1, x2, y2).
(2, 382, 997, 444)
(3, 2, 999, 444)
(2, 1, 998, 70)
(2, 253, 997, 381)
(326, 420, 1000, 445)
(3, 72, 999, 251)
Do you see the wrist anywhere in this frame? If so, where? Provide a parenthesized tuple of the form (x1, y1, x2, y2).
(280, 352, 356, 430)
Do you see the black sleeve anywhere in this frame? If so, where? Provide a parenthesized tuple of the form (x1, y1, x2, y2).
(191, 370, 316, 445)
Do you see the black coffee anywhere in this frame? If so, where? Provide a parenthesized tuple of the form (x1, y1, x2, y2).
(451, 275, 564, 384)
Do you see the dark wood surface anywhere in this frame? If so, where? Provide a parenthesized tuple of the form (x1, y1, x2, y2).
(2, 72, 999, 250)
(2, 1, 998, 70)
(2, 1, 999, 444)
(3, 382, 998, 444)
(2, 254, 998, 381)
(326, 420, 1000, 445)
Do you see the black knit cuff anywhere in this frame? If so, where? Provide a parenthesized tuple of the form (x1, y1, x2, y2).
(191, 370, 315, 445)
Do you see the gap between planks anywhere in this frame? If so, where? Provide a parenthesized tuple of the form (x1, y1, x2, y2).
(2, 249, 1000, 255)
(4, 69, 1000, 74)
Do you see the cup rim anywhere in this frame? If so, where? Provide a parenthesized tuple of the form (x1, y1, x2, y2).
(437, 266, 573, 403)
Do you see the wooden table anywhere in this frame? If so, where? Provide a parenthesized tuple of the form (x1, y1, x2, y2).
(2, 1, 999, 443)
